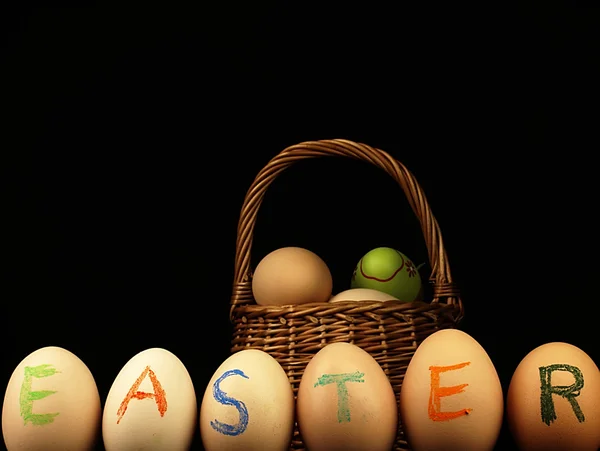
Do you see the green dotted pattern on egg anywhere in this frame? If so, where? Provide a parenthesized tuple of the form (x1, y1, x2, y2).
(350, 247, 422, 302)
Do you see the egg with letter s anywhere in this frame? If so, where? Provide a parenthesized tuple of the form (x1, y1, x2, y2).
(296, 342, 398, 451)
(399, 329, 503, 451)
(506, 342, 600, 451)
(102, 348, 197, 451)
(1, 346, 102, 451)
(199, 349, 295, 451)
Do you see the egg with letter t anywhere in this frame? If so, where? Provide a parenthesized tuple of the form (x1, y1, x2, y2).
(399, 329, 504, 451)
(351, 247, 423, 302)
(506, 342, 600, 451)
(296, 342, 398, 451)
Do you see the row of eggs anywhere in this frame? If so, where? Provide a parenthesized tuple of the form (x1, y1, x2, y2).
(2, 330, 599, 451)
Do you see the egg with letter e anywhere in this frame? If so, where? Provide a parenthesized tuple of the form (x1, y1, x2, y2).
(296, 342, 398, 451)
(506, 342, 600, 451)
(399, 329, 503, 451)
(2, 346, 102, 451)
(351, 247, 423, 302)
(102, 348, 197, 451)
(199, 349, 295, 451)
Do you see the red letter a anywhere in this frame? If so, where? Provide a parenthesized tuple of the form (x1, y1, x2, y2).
(116, 366, 168, 424)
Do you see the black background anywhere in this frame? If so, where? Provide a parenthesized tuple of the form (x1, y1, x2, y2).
(2, 4, 599, 450)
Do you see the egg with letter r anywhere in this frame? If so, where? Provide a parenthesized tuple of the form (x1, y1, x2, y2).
(2, 346, 102, 451)
(507, 342, 600, 451)
(296, 342, 398, 451)
(199, 349, 295, 451)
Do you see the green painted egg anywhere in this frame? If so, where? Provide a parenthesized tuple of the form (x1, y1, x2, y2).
(350, 247, 423, 302)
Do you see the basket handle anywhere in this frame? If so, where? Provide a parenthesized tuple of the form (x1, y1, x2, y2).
(230, 139, 462, 320)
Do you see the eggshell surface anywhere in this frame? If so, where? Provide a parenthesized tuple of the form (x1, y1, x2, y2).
(329, 288, 399, 303)
(252, 247, 333, 306)
(506, 342, 600, 451)
(296, 342, 398, 451)
(200, 349, 295, 451)
(2, 346, 101, 451)
(102, 348, 197, 451)
(399, 329, 503, 451)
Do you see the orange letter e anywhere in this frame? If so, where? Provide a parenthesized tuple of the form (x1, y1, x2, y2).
(428, 361, 473, 421)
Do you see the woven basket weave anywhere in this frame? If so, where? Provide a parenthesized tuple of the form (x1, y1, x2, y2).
(229, 139, 463, 450)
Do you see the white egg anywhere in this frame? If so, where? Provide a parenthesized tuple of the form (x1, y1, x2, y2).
(102, 348, 197, 451)
(329, 288, 399, 303)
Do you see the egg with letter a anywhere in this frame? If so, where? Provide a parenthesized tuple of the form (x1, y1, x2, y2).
(199, 349, 295, 451)
(102, 348, 197, 451)
(296, 342, 398, 451)
(1, 346, 102, 451)
(399, 329, 503, 451)
(506, 342, 600, 451)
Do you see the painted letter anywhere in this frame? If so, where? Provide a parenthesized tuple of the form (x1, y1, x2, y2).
(116, 366, 167, 424)
(539, 363, 585, 425)
(210, 369, 250, 436)
(19, 364, 60, 426)
(313, 371, 365, 423)
(428, 362, 472, 421)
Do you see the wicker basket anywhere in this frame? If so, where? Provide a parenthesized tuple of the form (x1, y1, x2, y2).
(229, 139, 463, 451)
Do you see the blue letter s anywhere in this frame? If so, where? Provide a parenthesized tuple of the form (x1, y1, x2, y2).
(210, 369, 250, 436)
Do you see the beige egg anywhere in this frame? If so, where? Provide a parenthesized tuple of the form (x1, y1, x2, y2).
(1, 346, 102, 451)
(399, 329, 503, 451)
(329, 288, 399, 303)
(507, 342, 600, 451)
(102, 348, 197, 451)
(296, 342, 398, 451)
(252, 247, 332, 306)
(200, 349, 295, 451)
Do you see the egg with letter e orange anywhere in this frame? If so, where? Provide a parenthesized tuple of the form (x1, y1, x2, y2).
(399, 329, 503, 451)
(506, 342, 600, 451)
(296, 342, 398, 451)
